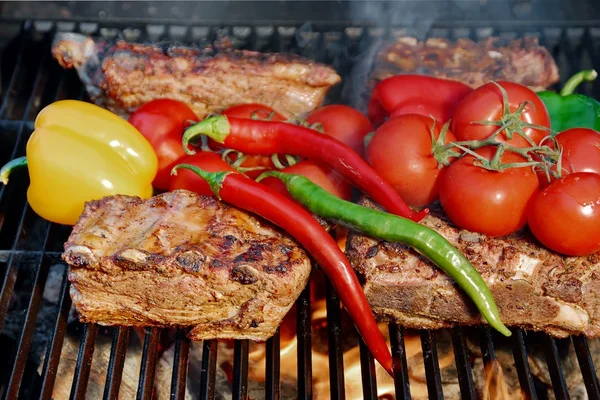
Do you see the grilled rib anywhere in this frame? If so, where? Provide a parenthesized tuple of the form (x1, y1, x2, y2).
(62, 190, 311, 341)
(52, 33, 341, 119)
(345, 198, 600, 338)
(370, 36, 560, 91)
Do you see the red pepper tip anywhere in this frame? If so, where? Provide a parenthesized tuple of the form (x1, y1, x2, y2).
(414, 207, 429, 222)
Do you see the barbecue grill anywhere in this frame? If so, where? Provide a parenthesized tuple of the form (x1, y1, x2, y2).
(1, 1, 600, 399)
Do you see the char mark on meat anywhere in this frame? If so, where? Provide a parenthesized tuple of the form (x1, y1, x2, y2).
(62, 190, 311, 341)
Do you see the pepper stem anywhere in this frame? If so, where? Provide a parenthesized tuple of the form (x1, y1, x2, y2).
(170, 163, 232, 198)
(560, 69, 598, 96)
(256, 170, 291, 183)
(0, 156, 28, 185)
(182, 115, 231, 155)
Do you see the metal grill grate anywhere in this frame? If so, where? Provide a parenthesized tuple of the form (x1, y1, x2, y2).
(0, 19, 600, 400)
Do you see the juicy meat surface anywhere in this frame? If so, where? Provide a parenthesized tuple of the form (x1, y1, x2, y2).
(51, 33, 341, 119)
(370, 36, 560, 91)
(345, 199, 600, 338)
(62, 190, 311, 341)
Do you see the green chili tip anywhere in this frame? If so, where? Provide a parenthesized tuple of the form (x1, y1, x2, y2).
(182, 115, 231, 156)
(0, 156, 28, 185)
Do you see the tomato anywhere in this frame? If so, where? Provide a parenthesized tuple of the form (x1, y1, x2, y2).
(528, 173, 600, 256)
(439, 147, 540, 237)
(217, 104, 287, 177)
(260, 160, 352, 201)
(221, 103, 286, 122)
(169, 152, 236, 196)
(128, 99, 198, 190)
(305, 105, 373, 157)
(366, 114, 457, 208)
(451, 81, 550, 147)
(537, 128, 600, 187)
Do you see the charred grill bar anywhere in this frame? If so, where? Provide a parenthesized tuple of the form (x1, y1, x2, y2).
(1, 4, 600, 399)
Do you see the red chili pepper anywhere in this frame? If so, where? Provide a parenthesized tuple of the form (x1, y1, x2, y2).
(182, 116, 427, 222)
(171, 163, 394, 375)
(368, 74, 473, 127)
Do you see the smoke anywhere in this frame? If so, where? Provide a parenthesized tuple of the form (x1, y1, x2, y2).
(342, 0, 441, 112)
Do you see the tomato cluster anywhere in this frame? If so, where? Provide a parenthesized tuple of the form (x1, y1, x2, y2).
(366, 81, 600, 257)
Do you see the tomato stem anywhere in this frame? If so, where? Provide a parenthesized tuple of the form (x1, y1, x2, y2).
(453, 81, 551, 151)
(430, 118, 460, 167)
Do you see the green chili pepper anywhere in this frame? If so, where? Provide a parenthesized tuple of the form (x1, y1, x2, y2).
(538, 69, 600, 132)
(258, 171, 512, 337)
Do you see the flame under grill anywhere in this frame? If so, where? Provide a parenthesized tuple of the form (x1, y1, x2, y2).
(1, 17, 600, 400)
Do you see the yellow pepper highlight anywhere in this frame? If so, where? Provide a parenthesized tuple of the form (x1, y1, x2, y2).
(0, 100, 158, 225)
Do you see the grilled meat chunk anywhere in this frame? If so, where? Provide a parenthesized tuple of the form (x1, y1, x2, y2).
(62, 190, 311, 341)
(371, 36, 560, 91)
(52, 33, 341, 119)
(345, 198, 600, 338)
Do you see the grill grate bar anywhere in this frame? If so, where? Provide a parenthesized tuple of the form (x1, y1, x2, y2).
(358, 336, 378, 400)
(511, 329, 538, 399)
(199, 339, 218, 400)
(0, 26, 30, 118)
(325, 278, 346, 400)
(389, 324, 411, 400)
(136, 327, 161, 400)
(296, 286, 313, 400)
(479, 327, 496, 365)
(450, 327, 476, 400)
(39, 266, 72, 400)
(232, 339, 249, 400)
(170, 329, 190, 400)
(103, 327, 130, 400)
(544, 336, 571, 400)
(0, 256, 18, 332)
(0, 250, 62, 262)
(420, 330, 444, 400)
(70, 323, 98, 400)
(265, 328, 281, 400)
(0, 45, 53, 330)
(572, 336, 600, 399)
(4, 253, 49, 398)
(558, 29, 581, 85)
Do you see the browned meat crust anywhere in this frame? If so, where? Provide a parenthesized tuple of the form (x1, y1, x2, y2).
(345, 198, 600, 338)
(62, 190, 311, 341)
(51, 33, 341, 119)
(371, 36, 560, 91)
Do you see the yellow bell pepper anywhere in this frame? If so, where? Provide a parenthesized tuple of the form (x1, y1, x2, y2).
(0, 100, 158, 225)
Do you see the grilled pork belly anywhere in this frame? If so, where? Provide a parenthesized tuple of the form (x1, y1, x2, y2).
(345, 198, 600, 338)
(371, 36, 560, 91)
(51, 33, 341, 119)
(62, 190, 311, 341)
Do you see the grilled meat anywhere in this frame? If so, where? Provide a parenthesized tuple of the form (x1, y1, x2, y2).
(52, 33, 341, 119)
(370, 36, 560, 91)
(345, 198, 600, 338)
(62, 190, 311, 341)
